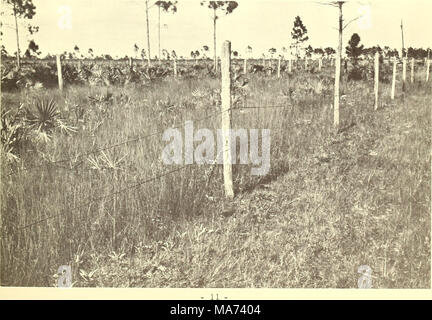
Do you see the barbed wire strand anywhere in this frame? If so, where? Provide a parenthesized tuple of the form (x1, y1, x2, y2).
(6, 107, 230, 177)
(6, 103, 293, 176)
(17, 165, 189, 230)
(14, 121, 296, 231)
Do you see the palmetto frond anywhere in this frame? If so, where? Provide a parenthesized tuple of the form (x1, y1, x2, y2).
(87, 151, 127, 171)
(26, 99, 59, 132)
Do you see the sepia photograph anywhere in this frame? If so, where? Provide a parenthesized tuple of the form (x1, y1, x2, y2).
(0, 0, 431, 291)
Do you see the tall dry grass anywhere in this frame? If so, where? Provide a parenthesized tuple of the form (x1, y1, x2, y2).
(1, 61, 430, 287)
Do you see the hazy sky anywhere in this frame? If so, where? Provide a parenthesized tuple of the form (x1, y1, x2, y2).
(1, 0, 431, 58)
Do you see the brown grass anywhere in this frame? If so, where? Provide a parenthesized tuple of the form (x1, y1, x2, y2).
(1, 62, 430, 288)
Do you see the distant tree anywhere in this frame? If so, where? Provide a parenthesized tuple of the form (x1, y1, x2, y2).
(382, 46, 400, 59)
(4, 0, 37, 68)
(268, 48, 276, 59)
(1, 45, 9, 59)
(155, 1, 178, 58)
(43, 53, 54, 59)
(291, 16, 309, 59)
(305, 45, 313, 57)
(141, 48, 147, 60)
(200, 1, 239, 70)
(406, 47, 428, 59)
(313, 48, 324, 56)
(387, 49, 399, 58)
(162, 48, 170, 60)
(104, 54, 113, 60)
(346, 34, 366, 81)
(324, 47, 336, 57)
(24, 39, 40, 58)
(73, 45, 80, 58)
(246, 45, 253, 58)
(171, 50, 177, 60)
(88, 48, 94, 58)
(202, 45, 209, 59)
(346, 33, 364, 65)
(134, 44, 139, 58)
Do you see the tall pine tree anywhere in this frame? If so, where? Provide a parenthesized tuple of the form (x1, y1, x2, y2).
(291, 16, 309, 59)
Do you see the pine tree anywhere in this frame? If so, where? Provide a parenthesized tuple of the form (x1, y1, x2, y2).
(291, 16, 309, 59)
(346, 33, 364, 66)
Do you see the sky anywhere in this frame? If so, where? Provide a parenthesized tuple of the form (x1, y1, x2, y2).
(1, 0, 431, 59)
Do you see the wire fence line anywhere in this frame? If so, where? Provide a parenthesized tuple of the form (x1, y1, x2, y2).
(7, 83, 427, 230)
(4, 44, 430, 232)
(5, 103, 293, 177)
(10, 102, 293, 230)
(16, 142, 241, 230)
(16, 165, 190, 230)
(5, 107, 230, 176)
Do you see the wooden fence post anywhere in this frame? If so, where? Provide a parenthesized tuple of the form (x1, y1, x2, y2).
(402, 58, 407, 82)
(318, 57, 322, 72)
(129, 57, 133, 68)
(221, 40, 234, 199)
(173, 58, 177, 77)
(374, 52, 380, 110)
(277, 56, 281, 78)
(288, 58, 292, 73)
(391, 57, 397, 100)
(56, 54, 63, 91)
(243, 58, 247, 74)
(426, 59, 430, 82)
(334, 52, 341, 128)
(411, 58, 415, 83)
(305, 57, 308, 70)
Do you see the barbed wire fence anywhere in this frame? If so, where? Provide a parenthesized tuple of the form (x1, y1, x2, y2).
(3, 40, 431, 232)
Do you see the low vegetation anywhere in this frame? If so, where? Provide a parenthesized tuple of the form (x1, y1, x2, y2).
(1, 58, 430, 288)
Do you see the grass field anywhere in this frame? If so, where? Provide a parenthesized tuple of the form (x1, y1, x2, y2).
(1, 61, 430, 287)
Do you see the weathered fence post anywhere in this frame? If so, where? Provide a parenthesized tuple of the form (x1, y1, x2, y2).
(221, 40, 234, 199)
(411, 58, 415, 83)
(288, 58, 292, 73)
(129, 57, 133, 68)
(243, 58, 247, 74)
(334, 52, 341, 128)
(318, 57, 322, 72)
(374, 52, 380, 110)
(173, 58, 177, 77)
(56, 54, 63, 91)
(304, 57, 308, 70)
(402, 57, 407, 82)
(426, 59, 430, 82)
(391, 57, 397, 100)
(277, 56, 281, 78)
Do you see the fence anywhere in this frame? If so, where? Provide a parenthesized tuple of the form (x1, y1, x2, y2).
(6, 40, 431, 231)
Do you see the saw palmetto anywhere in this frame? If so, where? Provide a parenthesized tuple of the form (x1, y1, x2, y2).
(26, 99, 59, 132)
